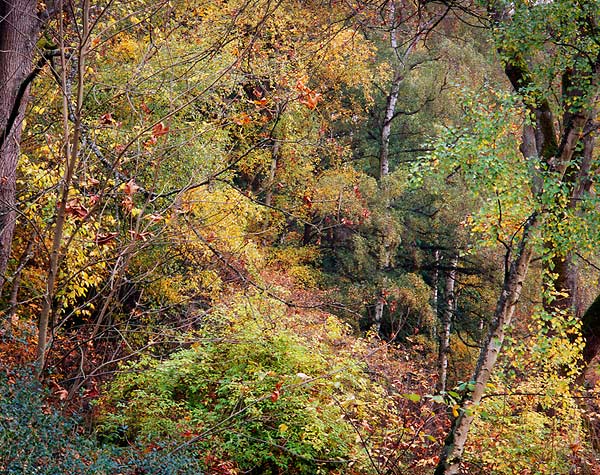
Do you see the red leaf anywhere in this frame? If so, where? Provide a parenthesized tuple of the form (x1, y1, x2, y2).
(152, 122, 170, 137)
(270, 381, 284, 402)
(83, 381, 99, 398)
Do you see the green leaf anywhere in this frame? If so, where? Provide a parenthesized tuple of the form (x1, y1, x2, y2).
(402, 393, 421, 403)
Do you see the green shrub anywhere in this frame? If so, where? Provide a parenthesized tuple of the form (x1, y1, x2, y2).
(97, 298, 378, 474)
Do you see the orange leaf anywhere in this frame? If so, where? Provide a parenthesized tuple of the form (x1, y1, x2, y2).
(253, 98, 269, 107)
(299, 91, 322, 110)
(232, 112, 251, 125)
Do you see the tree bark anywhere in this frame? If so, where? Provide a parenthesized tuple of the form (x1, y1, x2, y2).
(437, 255, 457, 393)
(0, 0, 40, 295)
(434, 213, 538, 475)
(379, 71, 402, 180)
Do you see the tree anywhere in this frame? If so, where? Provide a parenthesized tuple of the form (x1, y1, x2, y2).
(433, 0, 600, 471)
(0, 0, 40, 294)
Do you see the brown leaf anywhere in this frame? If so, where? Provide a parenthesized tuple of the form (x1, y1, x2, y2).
(65, 199, 88, 219)
(121, 195, 133, 212)
(140, 102, 152, 114)
(123, 179, 140, 196)
(50, 381, 69, 400)
(144, 213, 163, 223)
(95, 232, 118, 245)
(99, 113, 115, 125)
(129, 230, 154, 241)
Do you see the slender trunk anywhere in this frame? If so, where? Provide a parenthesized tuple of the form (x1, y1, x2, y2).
(431, 249, 441, 341)
(437, 256, 457, 393)
(379, 73, 402, 180)
(264, 137, 280, 208)
(435, 213, 538, 475)
(0, 0, 39, 294)
(37, 1, 90, 377)
(374, 296, 385, 334)
(6, 239, 34, 332)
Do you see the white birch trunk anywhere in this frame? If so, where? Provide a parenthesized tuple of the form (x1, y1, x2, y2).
(437, 256, 457, 393)
(435, 213, 538, 475)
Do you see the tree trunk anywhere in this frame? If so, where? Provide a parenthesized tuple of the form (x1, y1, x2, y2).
(264, 137, 280, 208)
(431, 249, 441, 341)
(37, 0, 90, 377)
(379, 72, 402, 180)
(437, 255, 457, 393)
(0, 0, 39, 295)
(374, 295, 385, 334)
(434, 213, 538, 475)
(543, 126, 594, 319)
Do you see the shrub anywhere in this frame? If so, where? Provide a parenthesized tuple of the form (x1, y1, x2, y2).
(97, 297, 379, 474)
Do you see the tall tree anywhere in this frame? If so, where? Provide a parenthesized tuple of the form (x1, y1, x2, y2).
(0, 0, 40, 294)
(434, 0, 600, 472)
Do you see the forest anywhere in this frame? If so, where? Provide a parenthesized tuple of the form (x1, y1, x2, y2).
(1, 0, 600, 473)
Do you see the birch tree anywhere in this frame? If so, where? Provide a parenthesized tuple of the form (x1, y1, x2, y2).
(433, 0, 600, 471)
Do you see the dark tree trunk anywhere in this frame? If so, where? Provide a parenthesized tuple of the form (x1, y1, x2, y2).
(582, 294, 600, 364)
(0, 0, 39, 294)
